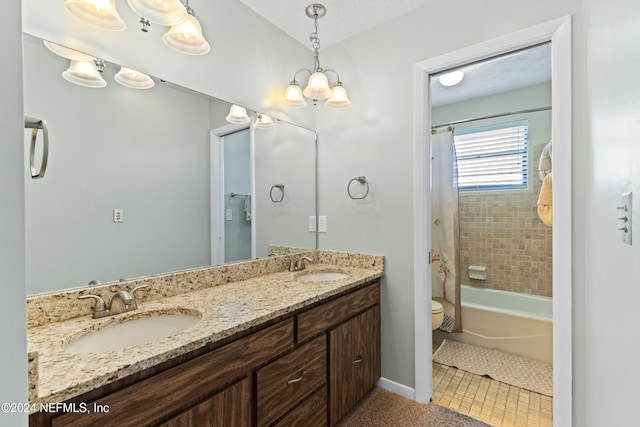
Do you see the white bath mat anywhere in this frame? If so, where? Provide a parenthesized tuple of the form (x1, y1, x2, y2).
(433, 339, 553, 396)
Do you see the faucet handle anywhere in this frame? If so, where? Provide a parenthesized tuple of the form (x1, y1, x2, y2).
(78, 294, 109, 319)
(130, 284, 148, 297)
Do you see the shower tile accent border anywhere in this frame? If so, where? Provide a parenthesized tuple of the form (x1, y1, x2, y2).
(26, 249, 384, 328)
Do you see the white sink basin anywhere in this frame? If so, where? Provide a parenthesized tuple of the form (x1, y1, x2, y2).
(297, 271, 350, 282)
(65, 312, 201, 354)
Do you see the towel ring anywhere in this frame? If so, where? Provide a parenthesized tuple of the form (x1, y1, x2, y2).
(347, 176, 369, 200)
(24, 115, 49, 179)
(270, 184, 285, 203)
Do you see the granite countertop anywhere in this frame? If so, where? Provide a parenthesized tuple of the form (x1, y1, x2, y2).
(27, 261, 383, 407)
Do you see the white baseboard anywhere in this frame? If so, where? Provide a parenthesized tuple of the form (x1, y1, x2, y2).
(376, 377, 416, 401)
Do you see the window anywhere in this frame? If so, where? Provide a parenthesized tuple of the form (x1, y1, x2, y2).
(454, 122, 528, 190)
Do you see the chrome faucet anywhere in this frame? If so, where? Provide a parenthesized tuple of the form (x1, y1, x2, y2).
(289, 256, 314, 272)
(79, 285, 148, 319)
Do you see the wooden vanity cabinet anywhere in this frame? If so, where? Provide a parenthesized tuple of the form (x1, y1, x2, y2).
(328, 305, 381, 425)
(30, 280, 380, 427)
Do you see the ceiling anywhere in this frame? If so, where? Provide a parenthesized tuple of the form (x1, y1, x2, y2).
(236, 0, 436, 49)
(237, 0, 551, 106)
(430, 43, 552, 107)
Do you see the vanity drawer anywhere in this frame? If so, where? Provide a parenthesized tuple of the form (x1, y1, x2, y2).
(297, 282, 380, 343)
(273, 386, 327, 427)
(50, 319, 294, 427)
(256, 335, 326, 427)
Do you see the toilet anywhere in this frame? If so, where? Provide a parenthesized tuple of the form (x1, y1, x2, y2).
(432, 300, 444, 330)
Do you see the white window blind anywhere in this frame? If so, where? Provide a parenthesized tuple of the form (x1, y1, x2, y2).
(454, 123, 528, 190)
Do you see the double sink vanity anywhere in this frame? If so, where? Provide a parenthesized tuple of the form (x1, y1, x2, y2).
(27, 250, 384, 426)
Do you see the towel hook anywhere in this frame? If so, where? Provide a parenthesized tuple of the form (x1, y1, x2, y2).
(347, 176, 369, 200)
(270, 184, 285, 203)
(24, 115, 49, 179)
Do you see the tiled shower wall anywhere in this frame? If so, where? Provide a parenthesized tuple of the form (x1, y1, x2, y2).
(458, 142, 553, 297)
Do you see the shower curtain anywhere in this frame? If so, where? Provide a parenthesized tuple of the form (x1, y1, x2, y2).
(431, 128, 462, 333)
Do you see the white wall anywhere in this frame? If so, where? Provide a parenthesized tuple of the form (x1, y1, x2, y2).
(580, 0, 640, 424)
(1, 1, 27, 425)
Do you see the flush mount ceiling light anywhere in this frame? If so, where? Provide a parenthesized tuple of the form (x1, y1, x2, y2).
(254, 114, 275, 129)
(283, 4, 351, 109)
(225, 105, 251, 124)
(115, 67, 155, 89)
(439, 70, 465, 87)
(162, 3, 210, 55)
(64, 0, 126, 31)
(62, 59, 107, 88)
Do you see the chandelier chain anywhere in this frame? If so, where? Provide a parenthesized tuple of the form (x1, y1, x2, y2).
(310, 15, 322, 71)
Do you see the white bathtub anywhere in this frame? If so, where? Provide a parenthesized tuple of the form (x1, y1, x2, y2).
(438, 285, 553, 364)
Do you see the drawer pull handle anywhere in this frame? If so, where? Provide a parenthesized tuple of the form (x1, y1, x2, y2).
(352, 356, 364, 365)
(287, 370, 307, 385)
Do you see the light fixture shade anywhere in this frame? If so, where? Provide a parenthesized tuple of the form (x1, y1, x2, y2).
(254, 114, 275, 129)
(226, 105, 250, 124)
(439, 70, 465, 87)
(62, 60, 107, 88)
(162, 13, 211, 55)
(115, 67, 155, 89)
(283, 84, 307, 108)
(43, 40, 94, 61)
(64, 0, 126, 31)
(303, 71, 331, 100)
(325, 84, 352, 110)
(126, 0, 188, 26)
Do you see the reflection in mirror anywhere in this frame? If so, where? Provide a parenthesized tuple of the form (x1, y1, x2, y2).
(23, 33, 317, 295)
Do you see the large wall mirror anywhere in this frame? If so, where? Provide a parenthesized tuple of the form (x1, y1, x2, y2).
(23, 33, 317, 295)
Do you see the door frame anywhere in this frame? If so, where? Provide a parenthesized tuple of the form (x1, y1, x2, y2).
(210, 123, 255, 265)
(412, 16, 572, 426)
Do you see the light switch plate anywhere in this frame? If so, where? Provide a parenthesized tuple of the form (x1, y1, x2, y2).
(318, 216, 327, 233)
(619, 192, 632, 245)
(308, 215, 317, 232)
(113, 208, 123, 223)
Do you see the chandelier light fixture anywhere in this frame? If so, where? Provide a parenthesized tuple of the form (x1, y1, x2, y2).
(283, 4, 351, 109)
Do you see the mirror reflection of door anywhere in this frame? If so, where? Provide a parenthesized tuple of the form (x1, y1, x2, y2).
(210, 125, 253, 266)
(223, 129, 252, 263)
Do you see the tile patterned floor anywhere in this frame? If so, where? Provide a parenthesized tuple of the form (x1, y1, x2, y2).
(432, 362, 553, 427)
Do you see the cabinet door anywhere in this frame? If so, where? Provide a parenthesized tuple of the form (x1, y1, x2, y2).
(159, 377, 252, 427)
(329, 305, 381, 426)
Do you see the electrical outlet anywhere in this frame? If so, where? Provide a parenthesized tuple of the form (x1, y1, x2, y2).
(309, 215, 317, 232)
(113, 208, 123, 223)
(318, 216, 327, 233)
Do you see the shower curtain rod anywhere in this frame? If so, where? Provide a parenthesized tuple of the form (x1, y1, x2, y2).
(431, 106, 551, 129)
